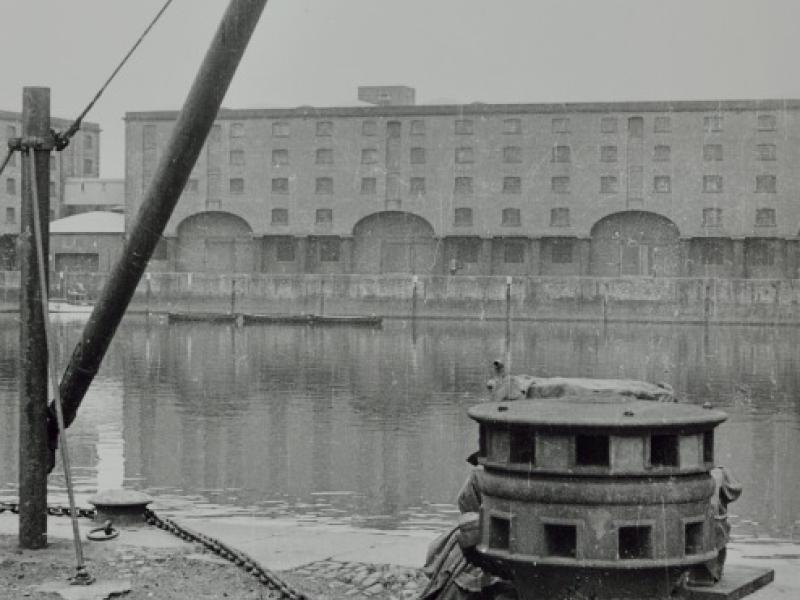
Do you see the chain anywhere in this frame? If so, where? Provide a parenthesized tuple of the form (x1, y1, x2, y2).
(143, 508, 311, 600)
(0, 502, 310, 598)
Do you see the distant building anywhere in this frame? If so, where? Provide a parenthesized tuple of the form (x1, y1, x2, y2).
(125, 88, 800, 278)
(0, 110, 101, 268)
(49, 211, 124, 273)
(63, 178, 124, 216)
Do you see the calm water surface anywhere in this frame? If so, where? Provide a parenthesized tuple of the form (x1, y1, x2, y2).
(1, 316, 799, 540)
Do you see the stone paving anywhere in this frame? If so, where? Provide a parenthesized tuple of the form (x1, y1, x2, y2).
(287, 560, 427, 599)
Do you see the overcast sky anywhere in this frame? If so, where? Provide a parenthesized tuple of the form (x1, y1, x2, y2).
(1, 0, 797, 178)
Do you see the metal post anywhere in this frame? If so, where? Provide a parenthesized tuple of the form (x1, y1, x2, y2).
(505, 276, 512, 390)
(54, 0, 269, 448)
(19, 87, 51, 549)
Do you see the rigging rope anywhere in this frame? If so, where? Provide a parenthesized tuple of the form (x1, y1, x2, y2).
(0, 149, 13, 179)
(55, 0, 175, 149)
(27, 150, 92, 584)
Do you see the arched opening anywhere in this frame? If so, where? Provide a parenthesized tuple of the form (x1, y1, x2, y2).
(176, 212, 254, 273)
(590, 211, 680, 276)
(352, 211, 437, 273)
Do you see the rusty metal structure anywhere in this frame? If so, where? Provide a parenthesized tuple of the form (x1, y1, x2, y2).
(468, 395, 727, 599)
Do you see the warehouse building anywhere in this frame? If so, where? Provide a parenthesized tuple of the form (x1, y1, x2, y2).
(125, 88, 800, 278)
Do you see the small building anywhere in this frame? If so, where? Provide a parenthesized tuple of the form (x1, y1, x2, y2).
(62, 178, 124, 217)
(49, 211, 124, 273)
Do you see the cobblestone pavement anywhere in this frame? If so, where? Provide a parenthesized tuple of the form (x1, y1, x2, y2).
(287, 559, 428, 599)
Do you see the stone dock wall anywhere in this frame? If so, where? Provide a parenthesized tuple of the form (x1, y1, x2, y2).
(4, 271, 800, 324)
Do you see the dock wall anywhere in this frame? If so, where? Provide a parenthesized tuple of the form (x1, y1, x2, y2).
(4, 271, 800, 324)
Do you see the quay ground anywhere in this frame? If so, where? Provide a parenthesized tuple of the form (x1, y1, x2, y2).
(1, 512, 798, 599)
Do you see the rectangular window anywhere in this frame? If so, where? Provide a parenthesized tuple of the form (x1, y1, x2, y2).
(503, 146, 522, 163)
(550, 207, 570, 227)
(552, 145, 571, 163)
(600, 117, 617, 133)
(758, 114, 777, 131)
(748, 240, 775, 266)
(315, 148, 333, 165)
(756, 175, 776, 193)
(316, 121, 333, 136)
(703, 175, 723, 193)
(455, 147, 474, 164)
(362, 120, 377, 136)
(654, 176, 671, 193)
(601, 176, 618, 193)
(503, 118, 522, 134)
(502, 208, 521, 227)
(619, 526, 652, 559)
(703, 431, 714, 463)
(551, 239, 573, 264)
(600, 145, 618, 162)
(272, 149, 289, 166)
(757, 144, 776, 161)
(509, 427, 535, 464)
(455, 177, 474, 194)
(230, 122, 244, 138)
(702, 208, 722, 227)
(271, 177, 289, 194)
(455, 119, 474, 135)
(315, 177, 333, 194)
(319, 238, 340, 261)
(315, 208, 333, 224)
(361, 148, 378, 164)
(454, 207, 473, 227)
(650, 434, 679, 467)
(229, 177, 244, 193)
(5, 207, 15, 224)
(410, 119, 425, 135)
(756, 208, 776, 227)
(552, 118, 569, 133)
(276, 238, 295, 262)
(185, 178, 199, 193)
(271, 208, 289, 225)
(685, 522, 704, 556)
(489, 517, 510, 550)
(84, 133, 93, 149)
(551, 176, 570, 193)
(410, 177, 426, 195)
(701, 240, 725, 265)
(704, 115, 723, 132)
(545, 524, 577, 558)
(410, 147, 426, 164)
(83, 158, 93, 174)
(653, 145, 671, 161)
(229, 149, 245, 165)
(576, 434, 609, 466)
(504, 241, 525, 263)
(272, 121, 289, 137)
(703, 144, 723, 161)
(503, 176, 521, 194)
(360, 177, 377, 195)
(654, 116, 671, 132)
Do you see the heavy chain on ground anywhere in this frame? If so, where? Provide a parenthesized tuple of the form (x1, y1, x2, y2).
(0, 502, 313, 600)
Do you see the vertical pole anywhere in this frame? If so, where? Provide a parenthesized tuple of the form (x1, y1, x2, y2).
(411, 275, 418, 320)
(19, 87, 51, 549)
(145, 272, 151, 316)
(230, 277, 236, 315)
(505, 276, 512, 391)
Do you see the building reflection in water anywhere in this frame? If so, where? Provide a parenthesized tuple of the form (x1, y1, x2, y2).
(0, 316, 799, 538)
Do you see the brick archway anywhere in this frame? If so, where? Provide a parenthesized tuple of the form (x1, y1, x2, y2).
(590, 211, 680, 276)
(352, 211, 437, 274)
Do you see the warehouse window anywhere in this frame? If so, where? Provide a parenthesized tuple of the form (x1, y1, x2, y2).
(272, 149, 289, 166)
(550, 207, 570, 227)
(454, 207, 473, 227)
(501, 208, 521, 227)
(703, 144, 723, 161)
(315, 148, 333, 165)
(455, 176, 474, 194)
(755, 208, 776, 227)
(229, 178, 244, 193)
(600, 145, 618, 162)
(503, 176, 521, 194)
(315, 208, 333, 224)
(271, 178, 289, 194)
(654, 145, 671, 161)
(271, 208, 288, 225)
(503, 118, 522, 134)
(315, 177, 333, 194)
(600, 117, 617, 133)
(455, 119, 474, 135)
(360, 177, 376, 195)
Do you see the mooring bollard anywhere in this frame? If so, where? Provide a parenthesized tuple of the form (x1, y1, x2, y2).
(88, 489, 153, 528)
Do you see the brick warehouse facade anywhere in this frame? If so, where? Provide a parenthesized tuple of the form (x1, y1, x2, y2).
(124, 91, 800, 278)
(0, 111, 101, 268)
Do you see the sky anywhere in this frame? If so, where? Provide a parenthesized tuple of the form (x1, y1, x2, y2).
(1, 0, 798, 178)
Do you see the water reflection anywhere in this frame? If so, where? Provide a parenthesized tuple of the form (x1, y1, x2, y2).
(0, 317, 798, 538)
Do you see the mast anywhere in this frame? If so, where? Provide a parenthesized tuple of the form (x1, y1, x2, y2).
(50, 0, 269, 462)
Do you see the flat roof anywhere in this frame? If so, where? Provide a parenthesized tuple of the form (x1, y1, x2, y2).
(50, 211, 124, 234)
(0, 110, 100, 131)
(468, 398, 727, 430)
(125, 98, 800, 122)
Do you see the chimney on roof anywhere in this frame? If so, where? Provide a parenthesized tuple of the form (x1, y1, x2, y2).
(358, 86, 416, 106)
